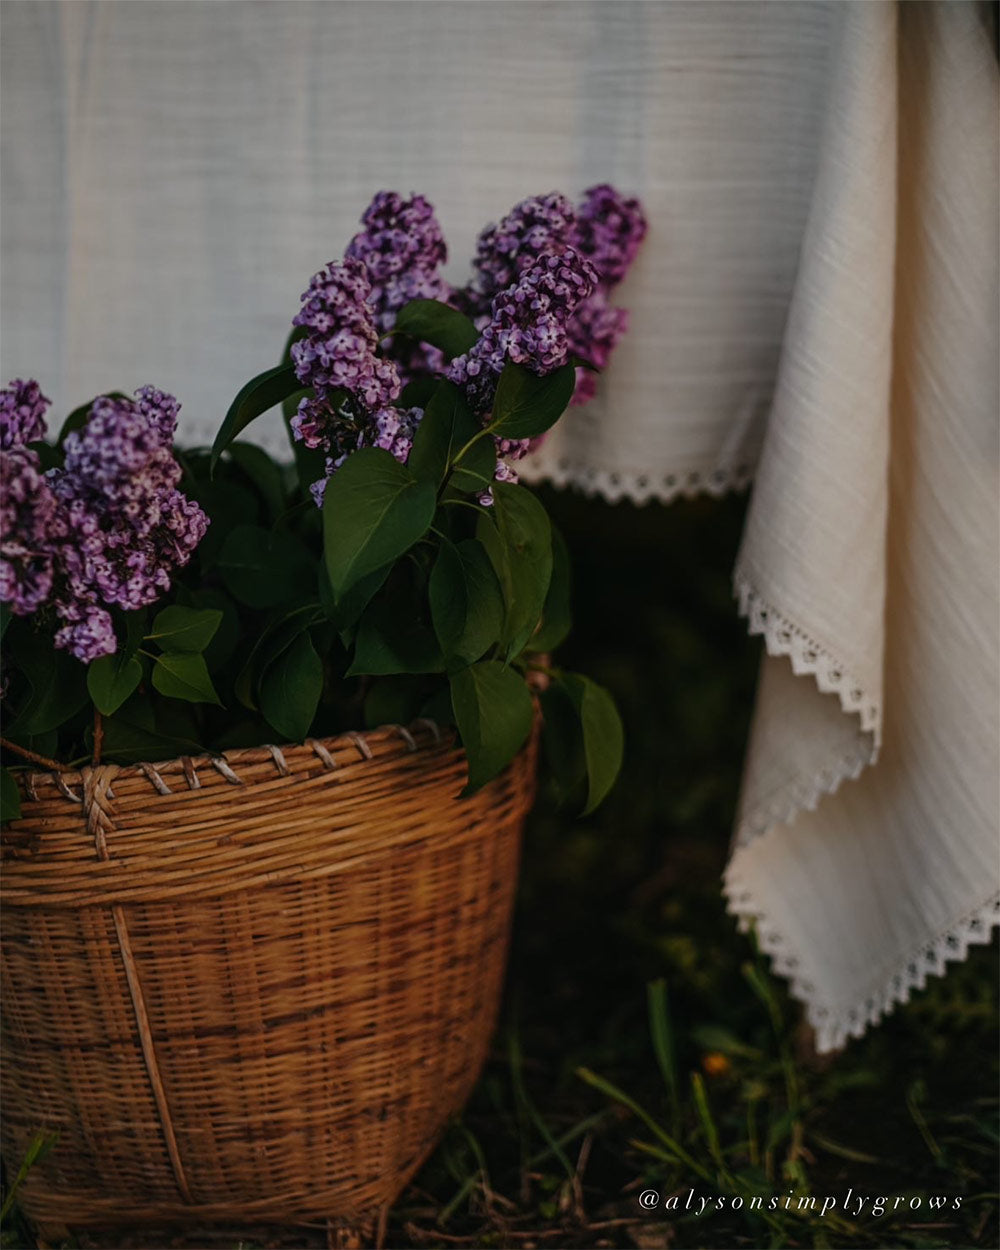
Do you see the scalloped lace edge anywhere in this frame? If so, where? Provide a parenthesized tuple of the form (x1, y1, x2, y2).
(517, 457, 754, 506)
(724, 873, 1000, 1053)
(733, 568, 882, 744)
(180, 423, 756, 508)
(733, 735, 874, 847)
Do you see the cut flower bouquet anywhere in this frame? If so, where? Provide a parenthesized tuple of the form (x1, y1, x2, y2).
(0, 186, 646, 818)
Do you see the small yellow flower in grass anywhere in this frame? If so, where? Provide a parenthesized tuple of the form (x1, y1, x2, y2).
(702, 1051, 732, 1078)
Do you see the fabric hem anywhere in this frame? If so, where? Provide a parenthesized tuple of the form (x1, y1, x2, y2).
(723, 874, 1000, 1053)
(517, 457, 754, 506)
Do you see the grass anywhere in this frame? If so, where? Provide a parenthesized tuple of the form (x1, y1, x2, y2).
(3, 489, 997, 1250)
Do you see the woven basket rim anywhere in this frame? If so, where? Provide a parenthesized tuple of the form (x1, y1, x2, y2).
(5, 717, 456, 803)
(3, 667, 548, 806)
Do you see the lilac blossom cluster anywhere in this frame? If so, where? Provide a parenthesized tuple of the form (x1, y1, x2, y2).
(446, 248, 598, 435)
(0, 444, 63, 616)
(468, 192, 578, 307)
(572, 183, 648, 286)
(0, 382, 208, 663)
(345, 192, 450, 332)
(290, 259, 400, 409)
(289, 258, 419, 504)
(346, 191, 453, 386)
(0, 378, 50, 450)
(289, 185, 645, 498)
(461, 186, 646, 408)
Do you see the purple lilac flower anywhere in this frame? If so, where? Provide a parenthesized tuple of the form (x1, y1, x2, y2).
(52, 603, 117, 665)
(0, 379, 50, 450)
(462, 187, 645, 412)
(447, 247, 598, 485)
(359, 406, 423, 464)
(346, 191, 454, 389)
(572, 184, 647, 286)
(52, 393, 208, 617)
(566, 287, 630, 405)
(289, 257, 428, 502)
(346, 192, 450, 332)
(562, 186, 646, 404)
(0, 383, 209, 663)
(469, 192, 577, 310)
(291, 258, 401, 409)
(133, 384, 182, 446)
(448, 247, 598, 416)
(0, 445, 63, 615)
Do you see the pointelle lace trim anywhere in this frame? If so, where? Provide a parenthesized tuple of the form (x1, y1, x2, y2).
(724, 875, 1000, 1053)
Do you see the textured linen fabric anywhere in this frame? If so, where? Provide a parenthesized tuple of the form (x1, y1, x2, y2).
(1, 0, 997, 1049)
(726, 0, 1000, 1048)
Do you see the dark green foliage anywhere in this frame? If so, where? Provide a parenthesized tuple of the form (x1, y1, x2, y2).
(392, 298, 480, 359)
(486, 361, 577, 441)
(1, 356, 621, 806)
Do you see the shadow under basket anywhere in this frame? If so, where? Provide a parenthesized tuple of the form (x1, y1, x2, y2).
(0, 719, 538, 1235)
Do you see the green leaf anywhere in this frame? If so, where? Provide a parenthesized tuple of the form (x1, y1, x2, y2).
(151, 652, 222, 706)
(211, 361, 300, 473)
(349, 618, 443, 677)
(486, 362, 576, 441)
(393, 299, 479, 360)
(409, 382, 478, 486)
(183, 589, 241, 670)
(27, 440, 61, 471)
(117, 608, 149, 664)
(397, 375, 439, 409)
(363, 676, 432, 730)
(406, 380, 496, 494)
(188, 479, 261, 570)
(322, 448, 436, 598)
(1, 768, 22, 822)
(348, 578, 444, 676)
(87, 655, 143, 717)
(99, 713, 203, 763)
(478, 483, 553, 659)
(527, 524, 572, 654)
(233, 605, 318, 711)
(258, 630, 322, 742)
(227, 441, 288, 522)
(429, 538, 504, 666)
(450, 436, 498, 495)
(449, 661, 534, 793)
(558, 673, 624, 814)
(217, 524, 314, 609)
(146, 606, 223, 653)
(538, 684, 586, 802)
(321, 561, 393, 636)
(8, 649, 89, 736)
(0, 602, 11, 640)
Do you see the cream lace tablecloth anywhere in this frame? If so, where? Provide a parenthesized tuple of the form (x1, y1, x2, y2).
(3, 1, 997, 1049)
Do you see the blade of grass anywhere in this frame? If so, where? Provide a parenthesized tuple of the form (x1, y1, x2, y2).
(577, 1066, 714, 1183)
(510, 1024, 575, 1183)
(808, 1131, 881, 1165)
(907, 1079, 944, 1162)
(691, 1071, 735, 1185)
(647, 979, 679, 1117)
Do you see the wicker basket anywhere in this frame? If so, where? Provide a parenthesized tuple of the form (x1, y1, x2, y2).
(0, 718, 538, 1235)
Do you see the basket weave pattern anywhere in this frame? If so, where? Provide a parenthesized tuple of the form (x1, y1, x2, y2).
(1, 721, 537, 1228)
